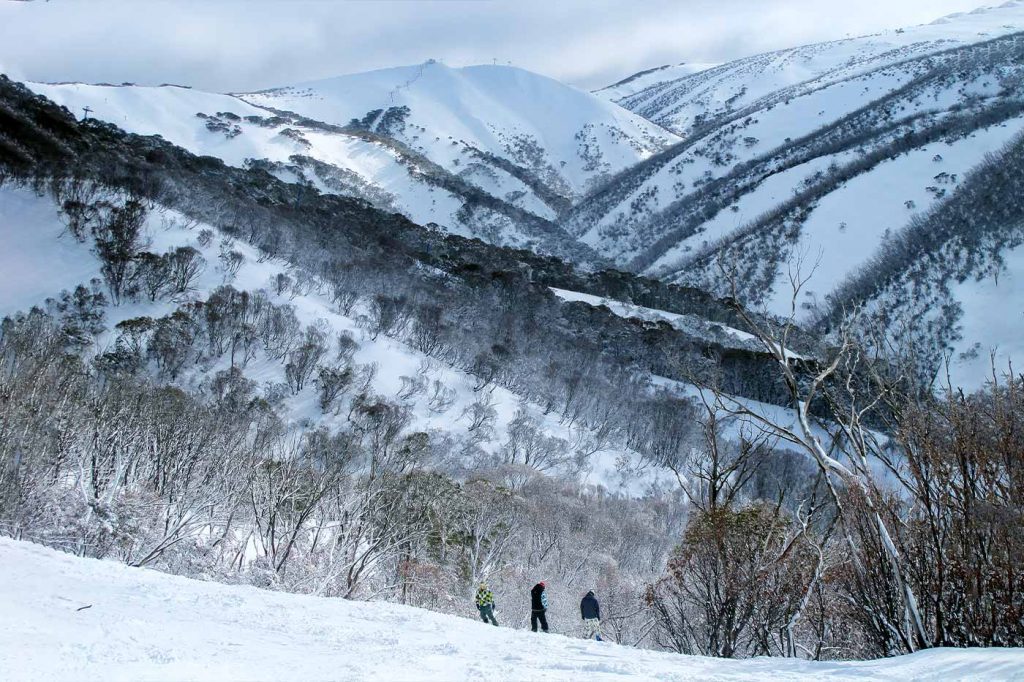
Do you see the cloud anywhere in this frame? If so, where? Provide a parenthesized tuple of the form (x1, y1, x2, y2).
(0, 0, 991, 92)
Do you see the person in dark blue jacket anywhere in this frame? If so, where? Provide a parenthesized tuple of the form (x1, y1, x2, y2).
(530, 582, 549, 632)
(580, 590, 602, 641)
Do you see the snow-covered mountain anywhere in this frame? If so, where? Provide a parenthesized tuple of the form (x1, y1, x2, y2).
(5, 8, 1024, 673)
(5, 537, 1022, 682)
(594, 62, 718, 102)
(560, 1, 1024, 386)
(20, 6, 1024, 389)
(241, 61, 677, 199)
(605, 3, 1024, 136)
(29, 61, 677, 261)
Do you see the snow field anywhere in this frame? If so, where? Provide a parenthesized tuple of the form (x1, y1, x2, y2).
(27, 81, 548, 244)
(596, 63, 719, 102)
(2, 538, 1022, 682)
(945, 236, 1024, 389)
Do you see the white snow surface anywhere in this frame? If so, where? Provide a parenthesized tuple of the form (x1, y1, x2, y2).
(26, 81, 511, 241)
(558, 3, 1024, 391)
(756, 120, 1024, 319)
(241, 61, 679, 195)
(945, 237, 1024, 388)
(551, 287, 759, 347)
(3, 537, 1023, 682)
(550, 288, 810, 361)
(569, 1, 1024, 263)
(594, 62, 719, 101)
(615, 2, 1024, 135)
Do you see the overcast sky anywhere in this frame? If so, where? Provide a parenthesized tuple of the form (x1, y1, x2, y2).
(0, 0, 992, 92)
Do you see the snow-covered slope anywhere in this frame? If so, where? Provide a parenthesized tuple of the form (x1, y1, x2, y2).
(557, 2, 1024, 387)
(4, 537, 1023, 682)
(28, 61, 679, 260)
(610, 3, 1024, 136)
(551, 287, 768, 355)
(594, 62, 718, 102)
(26, 80, 590, 259)
(566, 2, 1024, 264)
(241, 61, 678, 200)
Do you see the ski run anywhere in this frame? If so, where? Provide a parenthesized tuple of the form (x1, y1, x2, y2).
(2, 538, 1023, 682)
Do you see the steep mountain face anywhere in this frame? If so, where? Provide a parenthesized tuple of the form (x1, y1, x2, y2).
(0, 76, 821, 631)
(29, 61, 676, 262)
(561, 2, 1024, 385)
(20, 6, 1024, 390)
(8, 11, 1024, 668)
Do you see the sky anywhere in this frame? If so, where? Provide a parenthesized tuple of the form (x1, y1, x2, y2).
(0, 0, 993, 92)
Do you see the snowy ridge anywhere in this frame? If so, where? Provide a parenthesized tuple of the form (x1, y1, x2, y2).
(241, 61, 679, 200)
(594, 62, 718, 102)
(612, 2, 1024, 136)
(26, 80, 592, 259)
(551, 287, 766, 354)
(4, 537, 1023, 682)
(27, 59, 684, 261)
(555, 3, 1024, 387)
(564, 2, 1024, 266)
(29, 61, 680, 259)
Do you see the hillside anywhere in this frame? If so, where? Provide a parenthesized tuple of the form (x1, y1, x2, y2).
(3, 3, 1024, 671)
(606, 3, 1024, 136)
(0, 183, 660, 493)
(2, 73, 838, 641)
(559, 2, 1024, 386)
(29, 61, 677, 260)
(26, 80, 583, 260)
(241, 61, 678, 200)
(4, 537, 1023, 682)
(594, 62, 718, 102)
(17, 8, 1024, 391)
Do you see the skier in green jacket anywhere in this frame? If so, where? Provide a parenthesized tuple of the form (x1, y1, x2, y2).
(475, 583, 498, 626)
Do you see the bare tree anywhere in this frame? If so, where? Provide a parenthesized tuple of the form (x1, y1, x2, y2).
(690, 255, 930, 654)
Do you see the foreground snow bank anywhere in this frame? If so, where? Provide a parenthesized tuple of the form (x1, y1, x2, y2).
(0, 539, 1021, 682)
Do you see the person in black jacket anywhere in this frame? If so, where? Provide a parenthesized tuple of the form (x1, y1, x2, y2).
(580, 590, 602, 641)
(530, 582, 549, 633)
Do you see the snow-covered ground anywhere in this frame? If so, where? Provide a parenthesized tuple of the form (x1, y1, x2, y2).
(755, 122, 1024, 319)
(945, 238, 1024, 389)
(555, 2, 1024, 392)
(27, 81, 507, 242)
(3, 538, 1022, 682)
(550, 288, 811, 361)
(551, 286, 760, 348)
